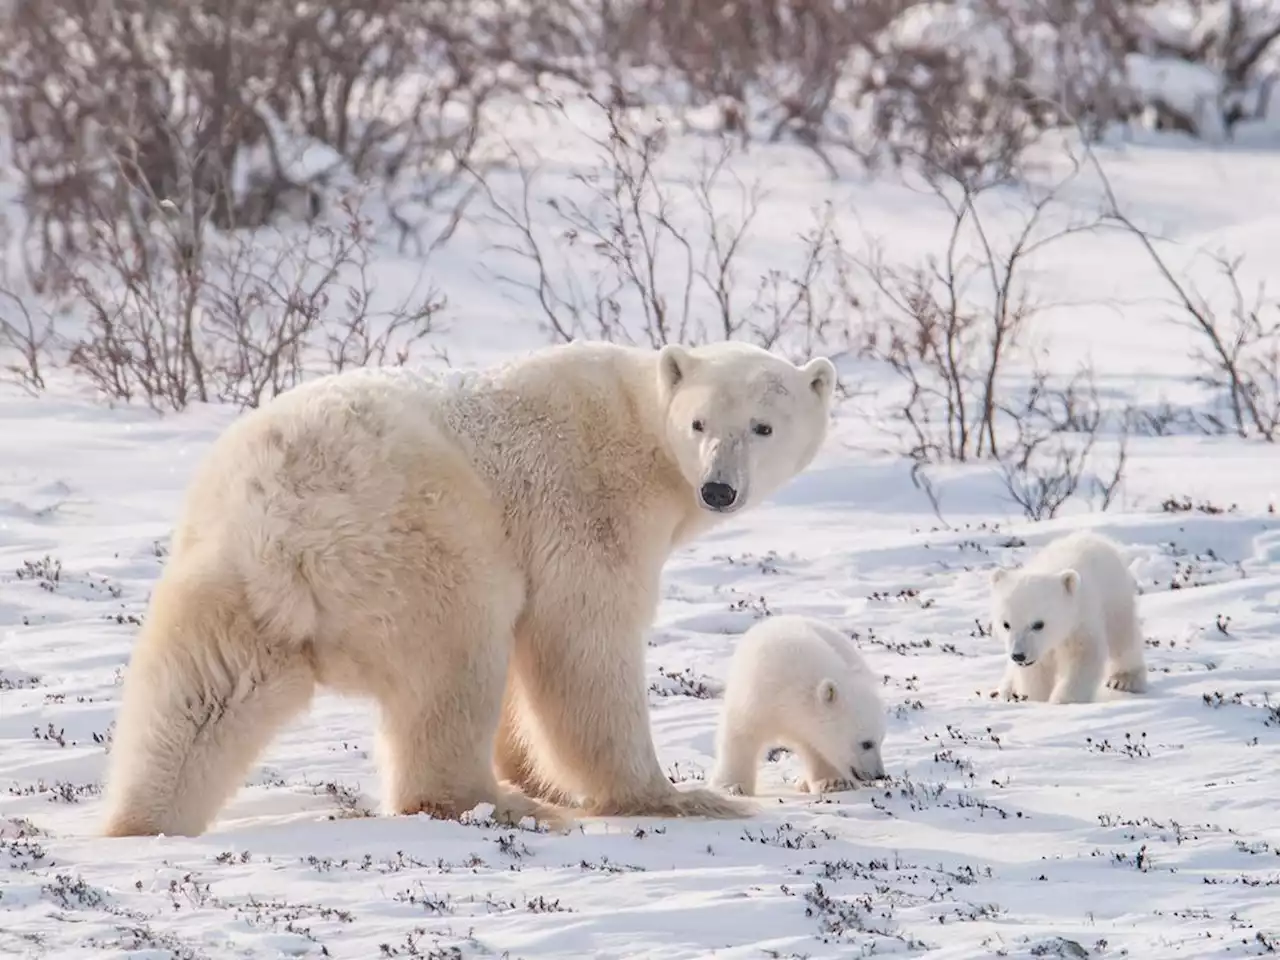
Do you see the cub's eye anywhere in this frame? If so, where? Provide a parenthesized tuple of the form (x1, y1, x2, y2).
(752, 422, 773, 437)
(1001, 621, 1010, 631)
(1031, 620, 1045, 631)
(691, 419, 705, 433)
(859, 740, 875, 751)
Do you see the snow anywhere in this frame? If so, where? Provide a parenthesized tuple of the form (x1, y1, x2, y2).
(4, 98, 1280, 959)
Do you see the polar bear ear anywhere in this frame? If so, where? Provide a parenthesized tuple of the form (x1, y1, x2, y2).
(1061, 569, 1080, 594)
(803, 356, 837, 403)
(817, 678, 839, 705)
(657, 343, 695, 401)
(990, 568, 1008, 587)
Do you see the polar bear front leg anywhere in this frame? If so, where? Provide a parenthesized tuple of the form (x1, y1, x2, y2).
(997, 663, 1018, 701)
(708, 716, 764, 798)
(1009, 659, 1056, 702)
(1048, 635, 1107, 704)
(1105, 609, 1150, 694)
(514, 590, 752, 820)
(370, 550, 565, 828)
(794, 743, 857, 795)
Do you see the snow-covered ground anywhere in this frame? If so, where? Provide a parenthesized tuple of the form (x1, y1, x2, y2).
(3, 100, 1280, 959)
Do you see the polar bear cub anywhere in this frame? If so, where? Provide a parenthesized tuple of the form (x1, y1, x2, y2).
(992, 530, 1148, 704)
(711, 614, 887, 796)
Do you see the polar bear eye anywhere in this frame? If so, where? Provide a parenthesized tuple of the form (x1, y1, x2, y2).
(859, 740, 875, 751)
(1001, 621, 1010, 631)
(1031, 620, 1045, 631)
(691, 419, 705, 433)
(752, 422, 773, 437)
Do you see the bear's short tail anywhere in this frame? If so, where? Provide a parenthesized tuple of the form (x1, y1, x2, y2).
(100, 564, 315, 838)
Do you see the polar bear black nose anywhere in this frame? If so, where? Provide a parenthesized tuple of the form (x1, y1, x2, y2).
(699, 482, 738, 509)
(1011, 652, 1027, 664)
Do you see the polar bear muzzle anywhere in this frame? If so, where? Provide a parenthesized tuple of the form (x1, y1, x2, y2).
(699, 481, 738, 510)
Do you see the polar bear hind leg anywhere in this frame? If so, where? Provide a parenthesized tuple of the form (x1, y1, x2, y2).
(100, 563, 316, 838)
(708, 721, 766, 798)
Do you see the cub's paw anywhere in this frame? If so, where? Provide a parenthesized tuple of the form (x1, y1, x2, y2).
(995, 674, 1023, 701)
(1105, 670, 1148, 694)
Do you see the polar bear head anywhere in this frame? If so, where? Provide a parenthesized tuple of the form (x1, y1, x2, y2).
(656, 342, 836, 515)
(990, 566, 1082, 667)
(807, 671, 888, 782)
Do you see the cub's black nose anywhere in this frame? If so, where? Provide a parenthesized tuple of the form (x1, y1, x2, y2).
(1011, 652, 1027, 664)
(699, 482, 737, 509)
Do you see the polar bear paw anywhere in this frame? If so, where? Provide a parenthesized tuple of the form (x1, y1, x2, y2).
(1105, 668, 1148, 694)
(798, 777, 859, 795)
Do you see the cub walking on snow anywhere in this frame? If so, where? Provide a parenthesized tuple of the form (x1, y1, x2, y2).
(991, 530, 1148, 704)
(710, 614, 888, 797)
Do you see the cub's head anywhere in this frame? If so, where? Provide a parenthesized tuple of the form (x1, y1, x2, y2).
(808, 673, 888, 782)
(990, 566, 1082, 668)
(656, 342, 836, 515)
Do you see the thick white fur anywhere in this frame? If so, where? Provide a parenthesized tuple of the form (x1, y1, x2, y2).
(710, 615, 887, 797)
(991, 530, 1148, 705)
(100, 340, 837, 836)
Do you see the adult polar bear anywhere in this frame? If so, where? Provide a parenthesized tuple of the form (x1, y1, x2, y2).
(100, 340, 838, 837)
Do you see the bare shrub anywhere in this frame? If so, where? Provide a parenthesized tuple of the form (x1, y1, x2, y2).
(612, 0, 886, 162)
(604, 0, 1280, 183)
(3, 0, 1275, 303)
(469, 96, 859, 358)
(1167, 253, 1280, 439)
(844, 139, 1134, 519)
(604, 0, 1140, 183)
(850, 147, 1106, 461)
(0, 284, 56, 393)
(0, 0, 499, 288)
(1134, 246, 1280, 440)
(998, 369, 1132, 520)
(63, 187, 445, 413)
(1085, 145, 1280, 440)
(856, 0, 1280, 156)
(1100, 0, 1280, 138)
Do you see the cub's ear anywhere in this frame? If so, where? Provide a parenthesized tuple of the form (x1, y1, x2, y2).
(1061, 569, 1080, 594)
(803, 356, 837, 403)
(657, 343, 695, 402)
(816, 678, 839, 705)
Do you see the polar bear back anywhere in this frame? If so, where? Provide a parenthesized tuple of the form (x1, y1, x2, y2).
(1019, 530, 1137, 615)
(723, 614, 873, 720)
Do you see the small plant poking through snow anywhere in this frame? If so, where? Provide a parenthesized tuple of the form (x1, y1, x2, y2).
(15, 556, 62, 591)
(649, 667, 723, 699)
